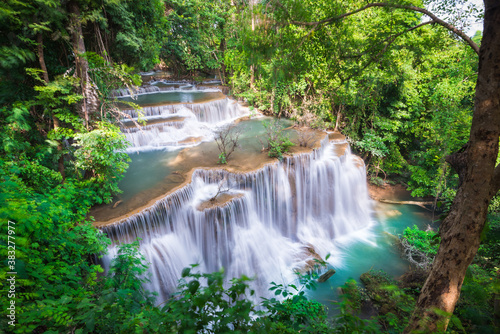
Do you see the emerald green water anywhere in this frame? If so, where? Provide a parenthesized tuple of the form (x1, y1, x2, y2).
(118, 150, 178, 202)
(311, 203, 434, 314)
(118, 117, 294, 201)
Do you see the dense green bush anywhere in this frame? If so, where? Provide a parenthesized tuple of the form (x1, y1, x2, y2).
(402, 225, 440, 256)
(263, 119, 295, 160)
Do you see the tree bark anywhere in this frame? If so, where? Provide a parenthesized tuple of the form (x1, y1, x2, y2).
(68, 0, 98, 129)
(405, 1, 500, 332)
(37, 32, 65, 181)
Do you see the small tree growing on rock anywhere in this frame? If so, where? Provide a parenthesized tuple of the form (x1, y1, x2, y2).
(209, 177, 231, 202)
(215, 125, 241, 164)
(262, 119, 295, 160)
(296, 129, 317, 148)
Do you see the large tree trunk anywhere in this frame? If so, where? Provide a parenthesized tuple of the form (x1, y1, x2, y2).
(37, 32, 65, 181)
(405, 1, 500, 332)
(68, 0, 99, 129)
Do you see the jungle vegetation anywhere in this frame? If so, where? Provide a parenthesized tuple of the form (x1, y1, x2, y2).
(0, 0, 498, 333)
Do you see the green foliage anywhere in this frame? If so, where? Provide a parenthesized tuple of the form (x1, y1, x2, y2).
(75, 241, 158, 334)
(260, 271, 333, 333)
(0, 156, 110, 332)
(263, 119, 295, 160)
(163, 0, 233, 76)
(104, 0, 169, 70)
(73, 122, 130, 203)
(454, 265, 498, 333)
(224, 0, 477, 204)
(267, 295, 330, 333)
(402, 225, 440, 256)
(476, 214, 500, 270)
(333, 280, 381, 333)
(360, 270, 416, 333)
(85, 51, 141, 102)
(158, 266, 258, 333)
(218, 152, 227, 164)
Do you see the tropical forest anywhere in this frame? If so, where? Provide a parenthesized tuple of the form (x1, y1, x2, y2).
(0, 0, 499, 333)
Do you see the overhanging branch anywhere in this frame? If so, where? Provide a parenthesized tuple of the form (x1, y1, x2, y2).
(342, 20, 435, 60)
(288, 2, 480, 55)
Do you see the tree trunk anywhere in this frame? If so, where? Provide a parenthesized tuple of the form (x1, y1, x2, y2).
(405, 1, 500, 332)
(37, 32, 65, 181)
(219, 37, 227, 85)
(68, 0, 98, 129)
(333, 103, 343, 132)
(250, 7, 256, 90)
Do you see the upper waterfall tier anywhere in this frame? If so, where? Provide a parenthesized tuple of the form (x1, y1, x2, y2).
(120, 97, 246, 121)
(121, 98, 250, 152)
(100, 136, 372, 303)
(112, 83, 222, 98)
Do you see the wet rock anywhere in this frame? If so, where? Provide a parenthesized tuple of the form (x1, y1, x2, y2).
(294, 244, 326, 274)
(318, 269, 336, 283)
(382, 231, 400, 244)
(360, 271, 414, 318)
(197, 193, 244, 211)
(386, 209, 402, 217)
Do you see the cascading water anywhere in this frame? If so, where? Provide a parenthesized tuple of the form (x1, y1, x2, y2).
(121, 97, 245, 120)
(112, 83, 222, 97)
(112, 85, 161, 97)
(100, 136, 373, 303)
(122, 98, 249, 152)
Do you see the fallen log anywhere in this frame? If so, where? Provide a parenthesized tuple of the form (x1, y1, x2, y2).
(378, 199, 433, 210)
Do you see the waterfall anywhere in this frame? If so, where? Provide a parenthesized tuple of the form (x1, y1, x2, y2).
(100, 136, 373, 302)
(112, 84, 221, 97)
(120, 98, 245, 120)
(122, 98, 249, 152)
(111, 85, 161, 97)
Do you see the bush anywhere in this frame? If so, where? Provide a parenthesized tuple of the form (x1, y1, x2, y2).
(73, 122, 130, 203)
(400, 225, 440, 270)
(262, 119, 295, 160)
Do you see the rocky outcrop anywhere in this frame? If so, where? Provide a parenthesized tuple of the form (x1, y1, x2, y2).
(295, 244, 326, 274)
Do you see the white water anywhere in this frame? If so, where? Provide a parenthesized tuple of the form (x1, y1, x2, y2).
(112, 85, 161, 97)
(101, 137, 373, 303)
(122, 98, 249, 152)
(112, 84, 221, 97)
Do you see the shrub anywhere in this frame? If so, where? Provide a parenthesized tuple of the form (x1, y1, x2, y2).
(262, 119, 294, 160)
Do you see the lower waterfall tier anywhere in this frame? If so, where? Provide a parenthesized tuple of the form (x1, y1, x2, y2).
(100, 137, 373, 303)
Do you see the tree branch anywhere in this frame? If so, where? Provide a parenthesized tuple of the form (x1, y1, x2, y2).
(289, 2, 479, 55)
(332, 20, 435, 87)
(341, 20, 435, 60)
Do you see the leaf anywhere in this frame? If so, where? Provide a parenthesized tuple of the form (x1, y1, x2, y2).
(181, 267, 191, 278)
(188, 280, 200, 294)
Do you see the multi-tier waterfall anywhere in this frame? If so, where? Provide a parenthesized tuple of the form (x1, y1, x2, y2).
(101, 136, 373, 303)
(119, 95, 248, 152)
